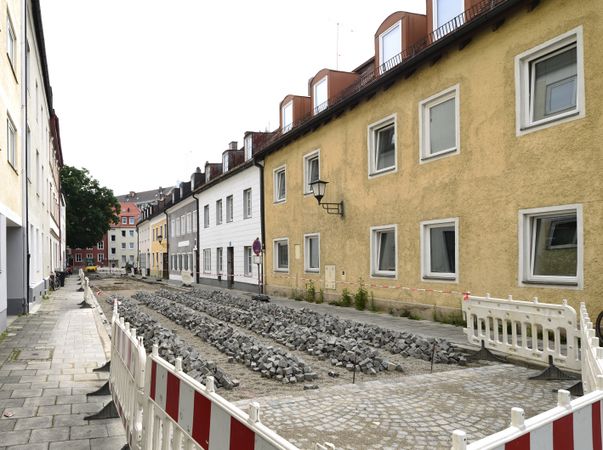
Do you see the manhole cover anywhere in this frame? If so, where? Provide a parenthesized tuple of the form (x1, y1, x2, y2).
(17, 350, 51, 360)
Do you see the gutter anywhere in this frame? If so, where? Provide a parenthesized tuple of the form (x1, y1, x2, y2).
(162, 210, 169, 280)
(252, 158, 265, 294)
(21, 0, 30, 314)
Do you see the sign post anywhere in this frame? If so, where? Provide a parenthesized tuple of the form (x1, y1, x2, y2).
(252, 238, 263, 294)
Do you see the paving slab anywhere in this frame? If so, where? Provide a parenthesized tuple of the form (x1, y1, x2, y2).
(0, 278, 125, 448)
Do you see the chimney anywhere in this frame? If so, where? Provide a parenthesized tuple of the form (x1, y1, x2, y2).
(191, 167, 203, 190)
(228, 141, 238, 150)
(158, 186, 164, 201)
(129, 191, 135, 198)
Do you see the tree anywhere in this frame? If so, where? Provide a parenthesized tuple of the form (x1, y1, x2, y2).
(60, 166, 121, 249)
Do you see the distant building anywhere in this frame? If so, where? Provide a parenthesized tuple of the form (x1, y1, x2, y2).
(108, 201, 140, 268)
(67, 235, 108, 268)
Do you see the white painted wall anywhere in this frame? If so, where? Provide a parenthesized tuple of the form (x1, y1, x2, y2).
(197, 165, 262, 287)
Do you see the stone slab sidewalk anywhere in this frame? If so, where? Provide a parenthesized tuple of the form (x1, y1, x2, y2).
(0, 277, 126, 450)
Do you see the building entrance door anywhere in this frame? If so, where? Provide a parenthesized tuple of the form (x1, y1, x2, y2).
(227, 247, 234, 288)
(162, 253, 169, 279)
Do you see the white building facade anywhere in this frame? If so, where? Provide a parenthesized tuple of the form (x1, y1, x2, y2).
(196, 160, 262, 292)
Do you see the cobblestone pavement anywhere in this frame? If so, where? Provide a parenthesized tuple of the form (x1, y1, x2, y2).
(0, 277, 126, 450)
(235, 364, 573, 449)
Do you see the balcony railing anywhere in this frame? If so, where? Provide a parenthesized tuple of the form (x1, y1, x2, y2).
(259, 0, 510, 150)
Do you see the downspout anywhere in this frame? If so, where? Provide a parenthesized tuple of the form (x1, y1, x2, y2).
(253, 158, 265, 294)
(192, 193, 200, 285)
(21, 0, 30, 314)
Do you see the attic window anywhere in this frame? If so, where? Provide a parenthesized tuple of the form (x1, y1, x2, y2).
(282, 101, 293, 133)
(433, 0, 464, 31)
(313, 77, 328, 115)
(245, 135, 253, 160)
(379, 21, 401, 72)
(223, 154, 229, 172)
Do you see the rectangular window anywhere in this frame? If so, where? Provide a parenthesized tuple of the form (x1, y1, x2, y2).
(303, 151, 320, 194)
(274, 166, 286, 202)
(129, 230, 134, 237)
(368, 115, 396, 176)
(86, 253, 93, 260)
(129, 217, 135, 225)
(433, 0, 464, 30)
(216, 200, 223, 225)
(244, 246, 253, 277)
(204, 205, 209, 228)
(178, 254, 183, 271)
(371, 226, 397, 277)
(129, 242, 134, 249)
(180, 215, 185, 234)
(122, 230, 126, 237)
(282, 101, 293, 133)
(7, 117, 16, 168)
(97, 241, 104, 249)
(7, 14, 16, 68)
(171, 219, 175, 237)
(183, 253, 189, 271)
(192, 210, 197, 232)
(111, 248, 116, 255)
(121, 243, 126, 249)
(313, 77, 328, 114)
(222, 153, 229, 172)
(75, 254, 82, 262)
(203, 249, 211, 273)
(274, 239, 289, 272)
(129, 255, 135, 263)
(226, 195, 233, 222)
(421, 218, 458, 281)
(243, 188, 252, 219)
(244, 135, 253, 160)
(520, 205, 581, 286)
(379, 21, 401, 72)
(175, 217, 181, 236)
(98, 254, 104, 262)
(304, 234, 320, 273)
(516, 27, 584, 134)
(186, 212, 192, 234)
(420, 85, 459, 161)
(216, 247, 223, 274)
(122, 217, 127, 224)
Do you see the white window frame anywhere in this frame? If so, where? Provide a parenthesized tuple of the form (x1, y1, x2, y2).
(216, 247, 223, 274)
(304, 233, 320, 273)
(432, 0, 465, 31)
(313, 77, 328, 115)
(274, 165, 287, 203)
(222, 153, 229, 172)
(420, 218, 459, 282)
(97, 241, 104, 250)
(244, 246, 253, 277)
(303, 150, 320, 194)
(243, 188, 252, 219)
(244, 135, 253, 160)
(192, 210, 197, 232)
(273, 238, 289, 272)
(121, 217, 127, 224)
(216, 200, 223, 225)
(129, 217, 135, 225)
(282, 101, 293, 133)
(186, 212, 192, 234)
(98, 254, 104, 262)
(370, 225, 397, 278)
(203, 248, 211, 274)
(7, 13, 16, 69)
(204, 205, 209, 228)
(129, 242, 134, 249)
(378, 20, 402, 70)
(367, 114, 397, 177)
(226, 195, 233, 222)
(518, 204, 582, 288)
(75, 254, 82, 262)
(419, 84, 460, 163)
(515, 26, 584, 136)
(7, 117, 16, 169)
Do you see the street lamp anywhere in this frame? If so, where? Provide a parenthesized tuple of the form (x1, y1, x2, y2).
(157, 235, 163, 244)
(309, 179, 344, 217)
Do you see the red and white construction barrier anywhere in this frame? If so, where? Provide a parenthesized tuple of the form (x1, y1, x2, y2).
(452, 390, 603, 449)
(142, 345, 300, 450)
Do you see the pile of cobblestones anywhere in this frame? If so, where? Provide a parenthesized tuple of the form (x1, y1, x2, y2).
(108, 295, 237, 389)
(154, 289, 397, 374)
(132, 292, 319, 384)
(188, 288, 466, 365)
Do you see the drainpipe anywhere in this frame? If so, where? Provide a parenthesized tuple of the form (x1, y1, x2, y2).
(162, 210, 169, 280)
(253, 158, 265, 294)
(192, 193, 200, 285)
(21, 0, 30, 314)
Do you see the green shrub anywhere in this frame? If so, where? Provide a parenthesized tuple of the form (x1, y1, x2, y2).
(340, 288, 352, 307)
(317, 289, 324, 304)
(305, 281, 316, 303)
(354, 280, 368, 311)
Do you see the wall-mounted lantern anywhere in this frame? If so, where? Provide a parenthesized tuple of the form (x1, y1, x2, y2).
(309, 179, 344, 217)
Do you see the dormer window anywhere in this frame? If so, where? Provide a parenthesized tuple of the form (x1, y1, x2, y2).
(433, 0, 464, 31)
(313, 77, 328, 115)
(282, 101, 293, 133)
(245, 135, 253, 160)
(379, 21, 401, 72)
(206, 168, 211, 182)
(222, 154, 229, 172)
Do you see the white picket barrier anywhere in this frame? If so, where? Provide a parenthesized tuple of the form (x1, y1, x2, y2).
(97, 267, 127, 275)
(110, 302, 147, 450)
(462, 294, 580, 371)
(141, 344, 300, 450)
(580, 303, 603, 394)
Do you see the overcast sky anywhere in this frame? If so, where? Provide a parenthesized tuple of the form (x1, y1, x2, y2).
(41, 1, 424, 196)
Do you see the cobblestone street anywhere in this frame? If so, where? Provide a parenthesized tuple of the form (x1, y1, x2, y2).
(235, 364, 572, 449)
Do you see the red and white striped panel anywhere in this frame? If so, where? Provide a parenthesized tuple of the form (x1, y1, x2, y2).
(149, 359, 281, 450)
(495, 400, 602, 450)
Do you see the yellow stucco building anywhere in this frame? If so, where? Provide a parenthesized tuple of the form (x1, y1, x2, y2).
(150, 215, 167, 279)
(259, 0, 603, 318)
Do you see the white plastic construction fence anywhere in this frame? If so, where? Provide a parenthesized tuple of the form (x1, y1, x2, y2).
(96, 267, 127, 275)
(462, 294, 580, 371)
(107, 300, 304, 450)
(452, 301, 603, 449)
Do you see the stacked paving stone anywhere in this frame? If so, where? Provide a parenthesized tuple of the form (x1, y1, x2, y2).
(108, 295, 237, 389)
(132, 292, 318, 384)
(152, 289, 395, 374)
(186, 288, 466, 365)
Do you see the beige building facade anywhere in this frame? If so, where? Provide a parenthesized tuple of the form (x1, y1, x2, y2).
(259, 0, 603, 317)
